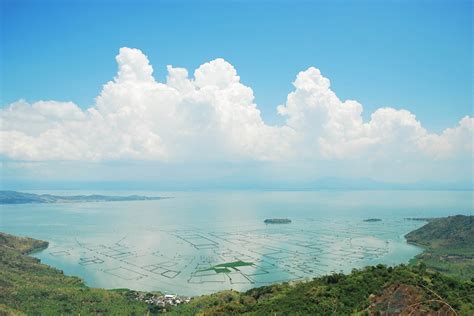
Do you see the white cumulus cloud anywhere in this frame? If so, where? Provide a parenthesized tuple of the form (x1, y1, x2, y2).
(1, 47, 472, 170)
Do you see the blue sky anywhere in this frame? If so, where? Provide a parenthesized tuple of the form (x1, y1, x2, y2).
(1, 0, 472, 132)
(0, 0, 472, 189)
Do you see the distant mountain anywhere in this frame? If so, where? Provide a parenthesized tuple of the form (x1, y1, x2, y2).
(0, 190, 167, 204)
(3, 177, 472, 191)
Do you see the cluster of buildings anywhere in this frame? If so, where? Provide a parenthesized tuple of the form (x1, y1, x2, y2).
(134, 292, 191, 311)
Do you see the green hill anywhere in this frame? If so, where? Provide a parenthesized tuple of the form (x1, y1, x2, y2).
(405, 215, 474, 280)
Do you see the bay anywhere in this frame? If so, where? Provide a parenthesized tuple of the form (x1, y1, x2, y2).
(0, 190, 471, 296)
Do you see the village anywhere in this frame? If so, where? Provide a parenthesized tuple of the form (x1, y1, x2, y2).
(132, 291, 191, 312)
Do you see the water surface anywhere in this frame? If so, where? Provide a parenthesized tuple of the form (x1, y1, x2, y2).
(1, 190, 471, 295)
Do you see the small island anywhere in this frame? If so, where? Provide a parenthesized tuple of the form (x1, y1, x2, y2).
(264, 218, 291, 224)
(363, 218, 382, 222)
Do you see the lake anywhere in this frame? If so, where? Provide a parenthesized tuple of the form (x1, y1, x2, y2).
(0, 190, 472, 296)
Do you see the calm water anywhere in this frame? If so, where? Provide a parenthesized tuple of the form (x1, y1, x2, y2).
(0, 190, 472, 296)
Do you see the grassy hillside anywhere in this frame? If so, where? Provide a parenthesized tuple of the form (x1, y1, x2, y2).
(406, 215, 474, 280)
(170, 264, 473, 315)
(0, 233, 48, 255)
(0, 232, 151, 315)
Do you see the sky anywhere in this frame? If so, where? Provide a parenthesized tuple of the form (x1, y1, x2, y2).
(0, 0, 473, 189)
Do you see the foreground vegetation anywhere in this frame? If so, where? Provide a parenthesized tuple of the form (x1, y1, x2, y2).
(406, 215, 474, 280)
(1, 215, 473, 315)
(0, 232, 153, 315)
(171, 264, 473, 315)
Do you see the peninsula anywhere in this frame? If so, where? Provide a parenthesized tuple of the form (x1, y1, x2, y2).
(405, 215, 474, 280)
(0, 190, 168, 204)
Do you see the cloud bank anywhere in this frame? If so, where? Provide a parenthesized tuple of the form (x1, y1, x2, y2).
(1, 48, 472, 170)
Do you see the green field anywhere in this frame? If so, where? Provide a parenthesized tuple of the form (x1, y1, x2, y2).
(198, 260, 254, 274)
